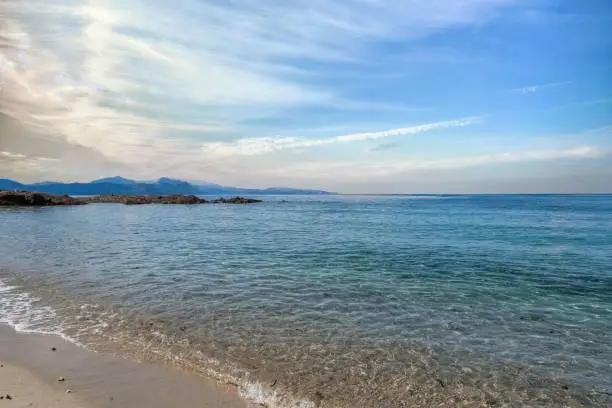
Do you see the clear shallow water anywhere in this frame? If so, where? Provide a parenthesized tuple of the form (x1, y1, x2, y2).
(1, 195, 611, 407)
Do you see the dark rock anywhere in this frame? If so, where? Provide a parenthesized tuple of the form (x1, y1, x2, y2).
(57, 376, 65, 382)
(51, 347, 57, 351)
(5, 394, 12, 400)
(1, 190, 261, 206)
(212, 196, 262, 204)
(0, 190, 86, 206)
(84, 194, 205, 205)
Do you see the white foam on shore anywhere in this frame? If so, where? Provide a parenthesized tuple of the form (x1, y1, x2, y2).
(0, 279, 320, 408)
(0, 279, 83, 346)
(239, 381, 316, 408)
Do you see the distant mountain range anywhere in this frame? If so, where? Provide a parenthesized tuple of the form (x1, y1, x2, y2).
(0, 177, 334, 196)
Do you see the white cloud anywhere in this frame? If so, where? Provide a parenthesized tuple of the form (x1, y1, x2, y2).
(0, 151, 27, 160)
(510, 81, 572, 94)
(257, 146, 605, 181)
(1, 0, 517, 172)
(200, 117, 481, 157)
(585, 124, 612, 134)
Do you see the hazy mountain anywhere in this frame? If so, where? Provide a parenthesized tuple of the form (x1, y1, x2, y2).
(0, 179, 25, 190)
(92, 176, 138, 185)
(0, 177, 334, 196)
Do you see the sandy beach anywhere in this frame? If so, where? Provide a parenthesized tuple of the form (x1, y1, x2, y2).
(0, 363, 90, 408)
(0, 362, 87, 408)
(0, 325, 247, 408)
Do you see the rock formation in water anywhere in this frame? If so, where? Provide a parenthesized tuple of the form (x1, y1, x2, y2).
(0, 190, 86, 206)
(0, 190, 262, 206)
(84, 194, 205, 205)
(211, 196, 262, 204)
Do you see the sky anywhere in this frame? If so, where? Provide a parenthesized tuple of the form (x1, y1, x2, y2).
(0, 0, 611, 193)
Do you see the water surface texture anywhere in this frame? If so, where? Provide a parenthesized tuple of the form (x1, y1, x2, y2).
(1, 195, 611, 407)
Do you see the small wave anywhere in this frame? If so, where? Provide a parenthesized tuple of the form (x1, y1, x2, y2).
(239, 381, 316, 408)
(0, 279, 319, 408)
(0, 279, 83, 346)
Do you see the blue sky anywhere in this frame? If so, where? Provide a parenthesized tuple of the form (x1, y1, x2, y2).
(0, 0, 611, 193)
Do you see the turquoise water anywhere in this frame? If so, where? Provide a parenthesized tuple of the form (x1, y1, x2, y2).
(1, 195, 611, 407)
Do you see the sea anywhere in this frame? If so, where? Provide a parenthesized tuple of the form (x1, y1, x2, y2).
(1, 194, 611, 408)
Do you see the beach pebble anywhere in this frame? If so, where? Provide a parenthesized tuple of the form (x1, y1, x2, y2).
(65, 389, 72, 394)
(5, 394, 12, 400)
(57, 376, 65, 382)
(51, 347, 57, 351)
(313, 391, 324, 407)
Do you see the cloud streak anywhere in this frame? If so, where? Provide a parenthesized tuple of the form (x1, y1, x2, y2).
(510, 81, 572, 94)
(259, 146, 606, 181)
(0, 0, 516, 167)
(200, 117, 481, 157)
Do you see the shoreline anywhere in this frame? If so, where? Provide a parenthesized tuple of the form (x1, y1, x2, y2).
(0, 324, 247, 408)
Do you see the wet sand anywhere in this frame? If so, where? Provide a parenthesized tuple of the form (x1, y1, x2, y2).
(0, 325, 247, 408)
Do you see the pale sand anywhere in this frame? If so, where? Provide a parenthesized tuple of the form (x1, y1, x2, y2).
(0, 362, 88, 408)
(0, 325, 247, 408)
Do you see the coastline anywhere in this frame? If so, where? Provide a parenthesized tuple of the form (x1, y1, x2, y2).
(0, 324, 247, 408)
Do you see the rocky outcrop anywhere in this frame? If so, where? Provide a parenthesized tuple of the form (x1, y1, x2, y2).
(0, 190, 86, 206)
(84, 195, 205, 205)
(211, 196, 263, 204)
(0, 190, 263, 206)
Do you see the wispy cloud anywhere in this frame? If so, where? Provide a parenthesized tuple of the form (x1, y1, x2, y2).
(547, 97, 612, 111)
(585, 125, 612, 134)
(0, 151, 27, 160)
(0, 0, 517, 171)
(510, 81, 572, 94)
(200, 117, 481, 157)
(369, 142, 401, 152)
(260, 146, 605, 181)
